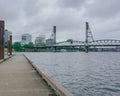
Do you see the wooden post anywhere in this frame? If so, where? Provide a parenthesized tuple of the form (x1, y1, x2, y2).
(0, 21, 4, 59)
(10, 35, 12, 55)
(8, 35, 12, 55)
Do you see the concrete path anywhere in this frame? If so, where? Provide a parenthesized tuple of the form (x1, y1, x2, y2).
(0, 54, 55, 96)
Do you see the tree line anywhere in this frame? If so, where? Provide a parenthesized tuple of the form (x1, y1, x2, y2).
(12, 42, 34, 51)
(12, 42, 47, 52)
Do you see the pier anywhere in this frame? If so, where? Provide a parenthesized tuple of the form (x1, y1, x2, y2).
(0, 54, 72, 96)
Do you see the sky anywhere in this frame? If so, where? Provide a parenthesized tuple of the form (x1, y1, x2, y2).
(0, 0, 120, 42)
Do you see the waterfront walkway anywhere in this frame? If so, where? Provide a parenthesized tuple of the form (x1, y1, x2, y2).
(0, 54, 55, 96)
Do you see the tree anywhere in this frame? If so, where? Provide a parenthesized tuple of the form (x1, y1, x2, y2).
(28, 42, 34, 48)
(23, 42, 34, 48)
(35, 43, 46, 47)
(23, 44, 29, 48)
(12, 42, 23, 52)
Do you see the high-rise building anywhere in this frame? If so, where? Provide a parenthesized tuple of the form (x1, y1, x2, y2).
(35, 35, 46, 45)
(21, 33, 32, 45)
(46, 39, 54, 45)
(4, 29, 12, 47)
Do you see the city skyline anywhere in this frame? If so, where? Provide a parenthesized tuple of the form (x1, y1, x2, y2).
(0, 0, 120, 42)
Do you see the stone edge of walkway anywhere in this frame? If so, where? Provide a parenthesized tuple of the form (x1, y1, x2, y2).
(23, 54, 73, 96)
(0, 54, 15, 64)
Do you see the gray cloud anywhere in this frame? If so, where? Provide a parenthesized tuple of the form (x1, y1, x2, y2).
(85, 0, 120, 18)
(57, 0, 87, 9)
(0, 0, 23, 21)
(22, 0, 43, 17)
(0, 0, 120, 42)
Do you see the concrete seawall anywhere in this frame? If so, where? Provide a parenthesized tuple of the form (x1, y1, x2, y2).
(24, 54, 73, 96)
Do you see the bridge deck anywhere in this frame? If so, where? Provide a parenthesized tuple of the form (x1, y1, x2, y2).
(0, 54, 55, 96)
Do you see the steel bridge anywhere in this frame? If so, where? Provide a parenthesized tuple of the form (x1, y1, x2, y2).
(28, 22, 120, 52)
(56, 39, 120, 46)
(52, 22, 120, 52)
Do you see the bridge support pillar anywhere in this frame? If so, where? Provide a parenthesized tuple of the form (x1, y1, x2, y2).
(53, 46, 57, 52)
(85, 46, 89, 53)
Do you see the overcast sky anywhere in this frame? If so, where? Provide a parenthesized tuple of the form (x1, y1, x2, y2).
(0, 0, 120, 42)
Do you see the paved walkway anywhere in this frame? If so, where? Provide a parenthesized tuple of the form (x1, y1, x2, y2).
(0, 54, 55, 96)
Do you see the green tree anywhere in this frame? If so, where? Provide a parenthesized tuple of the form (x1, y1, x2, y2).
(28, 42, 34, 48)
(23, 42, 34, 48)
(12, 42, 22, 52)
(23, 44, 29, 48)
(35, 43, 46, 47)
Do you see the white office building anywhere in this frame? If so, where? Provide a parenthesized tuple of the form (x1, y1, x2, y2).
(46, 39, 54, 45)
(21, 34, 32, 45)
(35, 35, 46, 45)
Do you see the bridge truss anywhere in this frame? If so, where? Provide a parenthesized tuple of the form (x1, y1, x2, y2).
(54, 22, 120, 52)
(56, 39, 120, 46)
(29, 22, 120, 52)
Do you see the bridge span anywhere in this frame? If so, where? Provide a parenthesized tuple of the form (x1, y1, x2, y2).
(26, 39, 120, 52)
(26, 22, 120, 52)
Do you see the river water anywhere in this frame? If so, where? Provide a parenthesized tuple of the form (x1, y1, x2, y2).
(24, 52, 120, 96)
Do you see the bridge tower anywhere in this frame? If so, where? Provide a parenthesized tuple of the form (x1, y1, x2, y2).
(50, 26, 57, 52)
(53, 26, 56, 44)
(85, 22, 94, 52)
(51, 26, 56, 45)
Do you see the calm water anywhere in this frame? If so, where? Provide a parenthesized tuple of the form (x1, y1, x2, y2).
(24, 52, 120, 96)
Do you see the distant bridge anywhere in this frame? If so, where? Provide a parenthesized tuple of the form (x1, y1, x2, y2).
(52, 22, 120, 52)
(55, 39, 120, 46)
(27, 22, 120, 52)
